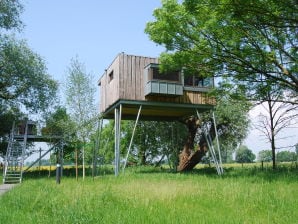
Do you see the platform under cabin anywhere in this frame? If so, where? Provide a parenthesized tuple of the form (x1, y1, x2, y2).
(98, 53, 215, 121)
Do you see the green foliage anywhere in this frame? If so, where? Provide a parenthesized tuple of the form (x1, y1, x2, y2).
(98, 120, 187, 170)
(235, 145, 256, 163)
(125, 121, 187, 167)
(276, 151, 297, 162)
(258, 150, 272, 162)
(0, 0, 23, 31)
(42, 107, 76, 139)
(0, 167, 297, 223)
(65, 56, 96, 141)
(42, 107, 77, 161)
(214, 94, 250, 151)
(145, 0, 298, 99)
(97, 120, 115, 164)
(0, 35, 58, 113)
(64, 56, 98, 178)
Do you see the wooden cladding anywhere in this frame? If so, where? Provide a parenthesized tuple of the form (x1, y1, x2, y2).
(98, 53, 215, 114)
(99, 53, 158, 113)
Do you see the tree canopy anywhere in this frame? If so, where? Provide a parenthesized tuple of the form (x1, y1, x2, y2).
(145, 0, 298, 101)
(0, 0, 58, 113)
(235, 145, 256, 163)
(0, 35, 58, 112)
(258, 150, 272, 162)
(0, 0, 23, 31)
(276, 151, 296, 162)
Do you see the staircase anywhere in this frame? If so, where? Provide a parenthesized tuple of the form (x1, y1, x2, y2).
(3, 121, 28, 184)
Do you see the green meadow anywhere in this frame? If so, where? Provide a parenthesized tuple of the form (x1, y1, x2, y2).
(0, 165, 297, 224)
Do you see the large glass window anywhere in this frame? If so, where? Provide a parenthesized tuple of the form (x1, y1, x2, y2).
(152, 67, 180, 82)
(184, 75, 213, 87)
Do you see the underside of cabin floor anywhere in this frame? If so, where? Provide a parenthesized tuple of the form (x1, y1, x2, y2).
(102, 99, 214, 121)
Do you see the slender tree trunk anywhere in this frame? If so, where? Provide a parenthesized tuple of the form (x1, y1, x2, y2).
(177, 117, 211, 171)
(268, 99, 276, 169)
(139, 148, 146, 165)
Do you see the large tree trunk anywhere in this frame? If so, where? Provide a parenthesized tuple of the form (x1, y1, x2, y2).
(177, 117, 213, 172)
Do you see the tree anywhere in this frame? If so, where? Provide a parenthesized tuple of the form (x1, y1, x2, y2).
(177, 85, 250, 171)
(65, 57, 97, 179)
(0, 35, 58, 113)
(276, 151, 296, 162)
(0, 0, 57, 158)
(123, 120, 187, 170)
(1, 1, 57, 113)
(258, 150, 272, 162)
(254, 88, 298, 169)
(42, 107, 76, 160)
(0, 0, 23, 31)
(235, 145, 256, 164)
(145, 0, 298, 100)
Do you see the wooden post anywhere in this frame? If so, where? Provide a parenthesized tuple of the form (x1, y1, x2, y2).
(75, 148, 78, 181)
(92, 118, 103, 180)
(39, 147, 42, 176)
(48, 150, 51, 178)
(82, 145, 85, 180)
(261, 161, 264, 170)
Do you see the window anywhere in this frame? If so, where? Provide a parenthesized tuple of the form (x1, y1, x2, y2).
(108, 70, 114, 83)
(152, 67, 180, 82)
(184, 75, 213, 88)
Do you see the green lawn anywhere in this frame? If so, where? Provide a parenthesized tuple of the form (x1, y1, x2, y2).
(0, 166, 297, 224)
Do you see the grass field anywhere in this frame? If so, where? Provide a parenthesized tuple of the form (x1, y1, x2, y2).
(0, 165, 297, 224)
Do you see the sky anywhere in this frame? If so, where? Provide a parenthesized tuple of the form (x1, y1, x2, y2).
(17, 0, 297, 162)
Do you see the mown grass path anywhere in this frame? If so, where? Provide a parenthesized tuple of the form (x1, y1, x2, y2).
(0, 166, 297, 223)
(0, 184, 17, 196)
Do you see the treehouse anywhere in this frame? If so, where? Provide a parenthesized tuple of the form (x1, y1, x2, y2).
(98, 53, 219, 175)
(98, 53, 215, 120)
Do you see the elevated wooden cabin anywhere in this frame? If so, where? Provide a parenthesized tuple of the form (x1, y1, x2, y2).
(98, 53, 215, 121)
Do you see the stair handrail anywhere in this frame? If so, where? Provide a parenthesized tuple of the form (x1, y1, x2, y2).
(3, 122, 15, 183)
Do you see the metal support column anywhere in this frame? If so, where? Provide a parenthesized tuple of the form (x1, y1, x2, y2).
(92, 117, 103, 179)
(123, 105, 142, 172)
(114, 104, 122, 176)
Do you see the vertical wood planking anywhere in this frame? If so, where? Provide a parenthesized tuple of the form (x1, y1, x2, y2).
(133, 55, 137, 100)
(98, 53, 215, 113)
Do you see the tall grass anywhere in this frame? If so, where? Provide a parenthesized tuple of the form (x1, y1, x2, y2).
(0, 166, 297, 224)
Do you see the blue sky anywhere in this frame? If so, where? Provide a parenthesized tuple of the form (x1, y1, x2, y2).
(21, 0, 164, 84)
(19, 0, 297, 157)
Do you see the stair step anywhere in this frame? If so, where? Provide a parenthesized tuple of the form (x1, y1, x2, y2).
(4, 179, 21, 184)
(5, 173, 21, 177)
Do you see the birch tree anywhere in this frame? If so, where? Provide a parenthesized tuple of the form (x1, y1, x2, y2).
(65, 57, 96, 179)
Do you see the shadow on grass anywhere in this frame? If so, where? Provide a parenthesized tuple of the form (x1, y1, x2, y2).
(22, 164, 298, 183)
(23, 166, 115, 180)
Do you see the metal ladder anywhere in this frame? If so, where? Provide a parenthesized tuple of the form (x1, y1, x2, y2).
(3, 121, 28, 184)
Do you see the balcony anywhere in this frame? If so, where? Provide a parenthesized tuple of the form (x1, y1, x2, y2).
(145, 80, 183, 96)
(144, 63, 183, 97)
